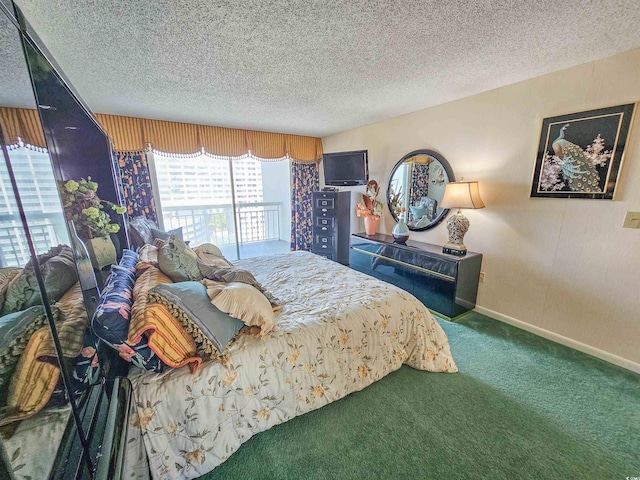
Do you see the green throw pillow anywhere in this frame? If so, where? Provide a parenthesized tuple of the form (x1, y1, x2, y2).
(0, 245, 77, 316)
(148, 282, 243, 358)
(0, 268, 21, 314)
(157, 234, 202, 283)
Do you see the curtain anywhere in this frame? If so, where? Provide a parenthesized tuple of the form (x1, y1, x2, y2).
(117, 151, 157, 222)
(409, 162, 430, 212)
(290, 161, 319, 251)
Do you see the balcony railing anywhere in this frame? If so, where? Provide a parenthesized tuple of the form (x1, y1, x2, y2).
(0, 213, 68, 267)
(162, 202, 284, 248)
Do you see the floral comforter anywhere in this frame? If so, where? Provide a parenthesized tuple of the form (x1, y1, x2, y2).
(128, 251, 457, 479)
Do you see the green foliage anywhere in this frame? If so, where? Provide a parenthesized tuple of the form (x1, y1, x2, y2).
(60, 177, 126, 239)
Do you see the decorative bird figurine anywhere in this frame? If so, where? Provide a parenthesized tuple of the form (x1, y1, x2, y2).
(552, 124, 602, 193)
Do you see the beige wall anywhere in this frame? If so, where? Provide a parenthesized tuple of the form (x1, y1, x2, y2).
(323, 48, 640, 369)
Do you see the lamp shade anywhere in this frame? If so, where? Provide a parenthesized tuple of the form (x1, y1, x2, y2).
(439, 181, 485, 209)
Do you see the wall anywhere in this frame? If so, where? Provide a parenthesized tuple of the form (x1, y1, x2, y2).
(323, 48, 640, 370)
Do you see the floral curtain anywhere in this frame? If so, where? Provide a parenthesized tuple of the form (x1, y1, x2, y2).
(117, 151, 157, 222)
(409, 162, 430, 209)
(290, 161, 319, 251)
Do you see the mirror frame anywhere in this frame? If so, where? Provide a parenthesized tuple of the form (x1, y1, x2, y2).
(386, 149, 455, 231)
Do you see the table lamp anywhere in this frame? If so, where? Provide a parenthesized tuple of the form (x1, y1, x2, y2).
(439, 181, 485, 256)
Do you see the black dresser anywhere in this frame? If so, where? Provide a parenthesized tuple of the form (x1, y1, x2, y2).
(350, 233, 482, 318)
(312, 191, 351, 265)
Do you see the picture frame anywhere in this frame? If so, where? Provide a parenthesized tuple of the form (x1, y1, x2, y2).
(530, 103, 636, 199)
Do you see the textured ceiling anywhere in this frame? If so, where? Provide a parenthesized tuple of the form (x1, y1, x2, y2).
(0, 10, 37, 108)
(10, 0, 640, 137)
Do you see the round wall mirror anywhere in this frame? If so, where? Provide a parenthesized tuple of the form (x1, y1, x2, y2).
(386, 149, 455, 231)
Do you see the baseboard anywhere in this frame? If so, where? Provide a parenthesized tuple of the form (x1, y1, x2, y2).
(473, 306, 640, 375)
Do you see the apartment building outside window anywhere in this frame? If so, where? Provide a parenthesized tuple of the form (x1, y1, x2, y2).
(153, 153, 290, 260)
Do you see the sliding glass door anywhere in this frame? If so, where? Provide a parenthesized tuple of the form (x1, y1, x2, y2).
(153, 153, 290, 260)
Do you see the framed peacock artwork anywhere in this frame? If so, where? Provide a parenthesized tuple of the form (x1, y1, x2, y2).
(530, 103, 636, 199)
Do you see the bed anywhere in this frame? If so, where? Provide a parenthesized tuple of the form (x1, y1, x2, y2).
(127, 251, 457, 480)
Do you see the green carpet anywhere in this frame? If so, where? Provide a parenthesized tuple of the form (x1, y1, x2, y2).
(201, 312, 640, 480)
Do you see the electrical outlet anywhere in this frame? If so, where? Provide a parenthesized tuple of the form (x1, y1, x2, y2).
(479, 272, 486, 283)
(622, 211, 640, 229)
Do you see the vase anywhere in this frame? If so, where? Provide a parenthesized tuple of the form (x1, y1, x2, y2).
(392, 217, 410, 243)
(364, 216, 379, 236)
(68, 221, 98, 291)
(110, 232, 122, 260)
(85, 235, 117, 270)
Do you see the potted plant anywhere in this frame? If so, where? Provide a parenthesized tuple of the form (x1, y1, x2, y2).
(356, 180, 383, 235)
(60, 177, 126, 269)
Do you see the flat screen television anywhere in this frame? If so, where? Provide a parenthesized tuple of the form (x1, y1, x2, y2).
(322, 150, 369, 186)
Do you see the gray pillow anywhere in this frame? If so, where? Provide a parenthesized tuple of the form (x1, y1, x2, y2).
(148, 282, 243, 359)
(151, 226, 183, 242)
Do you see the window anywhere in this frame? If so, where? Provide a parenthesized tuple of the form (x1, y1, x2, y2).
(0, 144, 68, 267)
(153, 153, 291, 260)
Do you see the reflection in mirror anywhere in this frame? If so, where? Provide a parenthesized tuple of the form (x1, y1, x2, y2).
(0, 7, 97, 478)
(387, 149, 455, 231)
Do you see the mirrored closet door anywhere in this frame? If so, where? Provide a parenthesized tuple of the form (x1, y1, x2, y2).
(0, 2, 120, 478)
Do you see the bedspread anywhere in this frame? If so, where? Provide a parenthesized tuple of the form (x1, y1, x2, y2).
(128, 251, 457, 479)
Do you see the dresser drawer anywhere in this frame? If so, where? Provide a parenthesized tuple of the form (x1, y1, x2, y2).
(313, 242, 336, 254)
(315, 197, 335, 209)
(314, 233, 335, 247)
(350, 233, 482, 318)
(315, 216, 335, 229)
(350, 242, 457, 280)
(314, 206, 337, 217)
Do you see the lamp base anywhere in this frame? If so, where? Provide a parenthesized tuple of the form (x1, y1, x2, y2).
(443, 210, 470, 256)
(442, 244, 467, 256)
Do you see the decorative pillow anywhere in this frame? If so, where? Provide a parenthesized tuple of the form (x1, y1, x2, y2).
(151, 226, 183, 242)
(1, 245, 77, 316)
(194, 243, 231, 268)
(91, 250, 165, 372)
(0, 267, 21, 313)
(46, 283, 89, 363)
(197, 264, 279, 305)
(148, 282, 244, 361)
(130, 266, 173, 336)
(130, 303, 200, 372)
(205, 281, 276, 337)
(118, 249, 139, 274)
(136, 244, 159, 275)
(420, 196, 438, 219)
(158, 235, 202, 283)
(139, 244, 158, 263)
(0, 305, 55, 388)
(0, 327, 60, 427)
(128, 216, 158, 248)
(409, 205, 426, 221)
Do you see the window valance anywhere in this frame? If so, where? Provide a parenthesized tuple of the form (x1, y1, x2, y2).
(96, 114, 323, 162)
(0, 107, 46, 149)
(0, 107, 323, 162)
